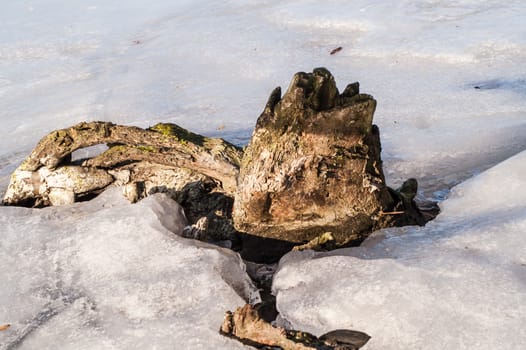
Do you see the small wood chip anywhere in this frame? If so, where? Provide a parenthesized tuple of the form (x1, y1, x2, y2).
(0, 324, 11, 331)
(330, 47, 343, 55)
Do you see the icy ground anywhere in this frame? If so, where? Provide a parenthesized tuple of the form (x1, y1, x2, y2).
(1, 0, 525, 349)
(1, 0, 525, 196)
(1, 188, 258, 349)
(274, 150, 526, 349)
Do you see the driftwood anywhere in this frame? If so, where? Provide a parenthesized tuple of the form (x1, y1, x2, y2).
(7, 121, 241, 193)
(3, 122, 242, 204)
(220, 304, 370, 350)
(2, 122, 242, 241)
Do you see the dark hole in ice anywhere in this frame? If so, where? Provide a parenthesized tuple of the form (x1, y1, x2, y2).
(239, 233, 296, 264)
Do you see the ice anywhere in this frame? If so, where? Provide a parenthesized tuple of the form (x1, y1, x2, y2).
(0, 0, 526, 186)
(0, 188, 258, 349)
(1, 0, 526, 348)
(273, 151, 526, 349)
(1, 1, 525, 197)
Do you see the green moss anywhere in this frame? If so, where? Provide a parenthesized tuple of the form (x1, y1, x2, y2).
(136, 145, 157, 152)
(148, 122, 243, 167)
(149, 123, 206, 146)
(107, 145, 128, 153)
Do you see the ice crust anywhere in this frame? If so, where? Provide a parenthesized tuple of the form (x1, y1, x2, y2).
(1, 1, 525, 349)
(1, 1, 526, 198)
(273, 151, 526, 349)
(0, 188, 257, 349)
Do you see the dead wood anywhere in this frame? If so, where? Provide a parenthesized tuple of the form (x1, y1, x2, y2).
(2, 68, 434, 250)
(14, 121, 241, 192)
(2, 122, 242, 241)
(220, 304, 370, 349)
(233, 68, 427, 245)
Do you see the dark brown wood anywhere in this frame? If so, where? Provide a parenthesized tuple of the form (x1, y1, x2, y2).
(233, 68, 425, 244)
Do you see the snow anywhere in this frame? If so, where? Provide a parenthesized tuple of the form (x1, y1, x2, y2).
(0, 0, 525, 349)
(0, 189, 257, 349)
(273, 150, 526, 349)
(1, 0, 525, 196)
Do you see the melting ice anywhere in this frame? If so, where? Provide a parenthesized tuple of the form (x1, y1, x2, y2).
(0, 189, 257, 349)
(1, 0, 525, 349)
(273, 150, 526, 349)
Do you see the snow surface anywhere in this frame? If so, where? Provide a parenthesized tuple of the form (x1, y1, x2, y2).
(0, 189, 258, 349)
(273, 150, 526, 349)
(1, 0, 525, 197)
(1, 0, 525, 349)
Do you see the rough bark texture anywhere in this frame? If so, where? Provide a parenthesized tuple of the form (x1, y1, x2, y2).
(220, 304, 370, 349)
(233, 68, 423, 244)
(2, 122, 242, 241)
(10, 121, 241, 193)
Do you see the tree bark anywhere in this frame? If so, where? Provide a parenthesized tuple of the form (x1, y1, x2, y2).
(2, 122, 242, 242)
(233, 68, 425, 245)
(13, 122, 241, 193)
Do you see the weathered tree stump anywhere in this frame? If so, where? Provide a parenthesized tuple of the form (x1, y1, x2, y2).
(233, 68, 424, 245)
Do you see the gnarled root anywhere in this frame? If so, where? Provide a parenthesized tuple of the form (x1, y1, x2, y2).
(3, 122, 242, 207)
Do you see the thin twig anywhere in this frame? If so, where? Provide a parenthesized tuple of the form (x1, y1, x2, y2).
(379, 210, 405, 216)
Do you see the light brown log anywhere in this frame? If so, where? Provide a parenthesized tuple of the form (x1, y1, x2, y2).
(16, 122, 241, 193)
(3, 122, 242, 207)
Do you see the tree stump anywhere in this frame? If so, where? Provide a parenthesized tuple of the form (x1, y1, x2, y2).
(233, 68, 424, 245)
